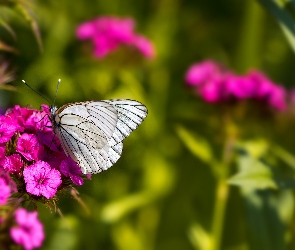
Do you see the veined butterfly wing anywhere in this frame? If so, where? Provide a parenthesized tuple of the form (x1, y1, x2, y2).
(102, 100, 148, 168)
(51, 100, 147, 174)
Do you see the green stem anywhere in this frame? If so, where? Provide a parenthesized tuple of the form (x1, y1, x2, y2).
(208, 125, 235, 250)
(208, 177, 229, 250)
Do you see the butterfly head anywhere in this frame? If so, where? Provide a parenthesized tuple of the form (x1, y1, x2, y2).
(50, 106, 58, 116)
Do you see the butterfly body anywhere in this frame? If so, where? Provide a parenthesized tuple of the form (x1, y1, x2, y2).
(50, 100, 147, 174)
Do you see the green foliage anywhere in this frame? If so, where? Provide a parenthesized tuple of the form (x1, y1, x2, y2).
(2, 0, 295, 249)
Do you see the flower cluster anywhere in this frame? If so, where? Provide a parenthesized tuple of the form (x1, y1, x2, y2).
(0, 104, 90, 249)
(76, 16, 155, 59)
(185, 60, 287, 111)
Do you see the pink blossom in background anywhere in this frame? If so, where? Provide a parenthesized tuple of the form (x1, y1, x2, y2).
(60, 157, 84, 186)
(225, 74, 256, 98)
(185, 60, 288, 111)
(185, 60, 224, 86)
(76, 16, 155, 59)
(0, 177, 10, 205)
(132, 35, 156, 59)
(268, 85, 287, 111)
(3, 154, 23, 173)
(199, 75, 224, 103)
(248, 70, 274, 98)
(23, 161, 62, 199)
(16, 133, 41, 161)
(10, 208, 44, 250)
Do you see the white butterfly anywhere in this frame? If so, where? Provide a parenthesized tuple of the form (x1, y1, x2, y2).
(50, 99, 148, 174)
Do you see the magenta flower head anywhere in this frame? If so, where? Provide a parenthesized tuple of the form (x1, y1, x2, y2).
(23, 161, 62, 199)
(16, 133, 41, 161)
(60, 157, 84, 186)
(0, 116, 20, 143)
(10, 208, 44, 250)
(185, 60, 224, 86)
(0, 177, 11, 205)
(0, 104, 90, 214)
(185, 60, 288, 111)
(76, 16, 155, 59)
(3, 154, 23, 173)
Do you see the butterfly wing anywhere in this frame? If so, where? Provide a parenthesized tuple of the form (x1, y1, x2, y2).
(53, 100, 148, 174)
(53, 102, 117, 174)
(102, 99, 148, 168)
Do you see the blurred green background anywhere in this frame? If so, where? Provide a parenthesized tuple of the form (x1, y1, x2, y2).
(2, 0, 295, 249)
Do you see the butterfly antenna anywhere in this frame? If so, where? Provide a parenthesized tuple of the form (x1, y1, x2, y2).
(52, 79, 61, 107)
(22, 80, 51, 104)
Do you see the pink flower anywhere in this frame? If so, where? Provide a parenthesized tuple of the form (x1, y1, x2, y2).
(199, 76, 223, 102)
(248, 71, 274, 98)
(185, 60, 224, 86)
(225, 73, 256, 98)
(185, 60, 288, 111)
(268, 85, 287, 111)
(25, 110, 52, 132)
(23, 161, 62, 199)
(6, 105, 34, 131)
(0, 170, 17, 192)
(10, 208, 44, 250)
(0, 177, 11, 205)
(0, 143, 6, 166)
(16, 133, 41, 161)
(0, 116, 19, 143)
(6, 105, 52, 133)
(60, 157, 84, 186)
(76, 16, 155, 59)
(132, 35, 156, 59)
(3, 154, 23, 173)
(37, 131, 62, 153)
(0, 143, 5, 157)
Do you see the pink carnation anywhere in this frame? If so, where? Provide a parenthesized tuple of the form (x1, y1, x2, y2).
(0, 170, 17, 192)
(6, 105, 52, 133)
(10, 208, 44, 250)
(76, 16, 155, 59)
(185, 60, 224, 86)
(16, 133, 41, 161)
(132, 35, 156, 59)
(3, 154, 23, 173)
(60, 157, 84, 186)
(0, 116, 20, 143)
(23, 161, 62, 199)
(185, 60, 288, 111)
(0, 177, 11, 205)
(225, 74, 256, 98)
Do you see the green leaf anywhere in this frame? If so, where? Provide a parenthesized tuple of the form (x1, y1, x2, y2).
(14, 3, 43, 52)
(0, 16, 16, 39)
(241, 189, 287, 250)
(229, 155, 295, 189)
(257, 0, 295, 53)
(175, 125, 213, 164)
(235, 139, 269, 158)
(228, 155, 277, 189)
(271, 144, 295, 171)
(188, 223, 211, 250)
